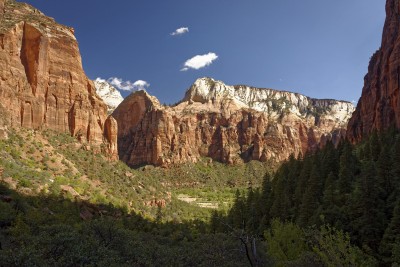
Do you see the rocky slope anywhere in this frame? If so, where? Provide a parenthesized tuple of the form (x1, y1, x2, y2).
(94, 78, 124, 113)
(347, 0, 400, 142)
(113, 77, 354, 166)
(0, 0, 117, 159)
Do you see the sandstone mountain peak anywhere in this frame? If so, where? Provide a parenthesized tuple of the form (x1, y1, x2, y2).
(112, 89, 162, 139)
(0, 0, 117, 159)
(113, 78, 355, 166)
(127, 89, 162, 108)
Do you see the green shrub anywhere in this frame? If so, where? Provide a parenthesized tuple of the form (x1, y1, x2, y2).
(264, 219, 308, 265)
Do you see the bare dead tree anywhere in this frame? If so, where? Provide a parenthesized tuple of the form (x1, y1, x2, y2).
(221, 219, 262, 267)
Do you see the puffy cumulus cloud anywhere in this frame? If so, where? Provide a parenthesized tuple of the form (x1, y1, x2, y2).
(132, 80, 150, 91)
(171, 27, 189, 36)
(107, 77, 135, 91)
(181, 52, 218, 71)
(104, 77, 150, 91)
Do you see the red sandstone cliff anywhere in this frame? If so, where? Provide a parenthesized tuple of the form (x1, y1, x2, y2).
(0, 0, 117, 159)
(347, 0, 400, 142)
(113, 78, 354, 166)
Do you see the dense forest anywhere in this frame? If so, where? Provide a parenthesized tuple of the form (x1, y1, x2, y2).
(213, 128, 400, 266)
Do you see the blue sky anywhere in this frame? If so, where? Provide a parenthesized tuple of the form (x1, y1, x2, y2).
(23, 0, 385, 104)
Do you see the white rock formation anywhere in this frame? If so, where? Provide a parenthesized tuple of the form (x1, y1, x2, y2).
(94, 78, 124, 113)
(183, 77, 355, 126)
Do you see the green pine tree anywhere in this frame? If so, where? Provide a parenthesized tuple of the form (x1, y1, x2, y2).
(380, 200, 400, 264)
(338, 142, 356, 195)
(377, 142, 393, 198)
(294, 156, 312, 215)
(320, 141, 339, 179)
(228, 189, 246, 229)
(369, 130, 381, 162)
(350, 161, 386, 253)
(270, 165, 291, 221)
(298, 165, 321, 227)
(389, 137, 400, 209)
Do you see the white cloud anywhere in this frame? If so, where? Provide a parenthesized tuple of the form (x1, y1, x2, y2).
(171, 27, 189, 36)
(181, 52, 218, 71)
(132, 80, 150, 91)
(95, 77, 107, 83)
(98, 77, 150, 92)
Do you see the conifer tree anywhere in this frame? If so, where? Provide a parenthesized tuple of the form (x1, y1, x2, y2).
(228, 190, 246, 229)
(285, 155, 299, 208)
(377, 143, 392, 198)
(350, 162, 385, 252)
(270, 166, 291, 221)
(389, 137, 400, 208)
(369, 130, 381, 162)
(320, 172, 348, 228)
(251, 173, 273, 233)
(298, 165, 321, 227)
(210, 210, 222, 234)
(294, 156, 312, 214)
(338, 142, 357, 197)
(320, 141, 339, 179)
(260, 173, 272, 219)
(245, 188, 258, 232)
(380, 200, 400, 264)
(322, 172, 336, 207)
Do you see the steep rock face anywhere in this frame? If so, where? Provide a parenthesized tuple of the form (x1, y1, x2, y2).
(0, 104, 9, 140)
(113, 78, 354, 166)
(94, 78, 124, 113)
(103, 116, 118, 160)
(347, 0, 400, 142)
(0, 0, 117, 158)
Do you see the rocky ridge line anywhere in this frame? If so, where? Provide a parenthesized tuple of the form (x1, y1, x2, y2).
(113, 77, 354, 166)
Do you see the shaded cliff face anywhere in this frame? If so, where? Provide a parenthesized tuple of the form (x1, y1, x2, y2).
(113, 78, 354, 166)
(347, 0, 400, 142)
(0, 0, 117, 158)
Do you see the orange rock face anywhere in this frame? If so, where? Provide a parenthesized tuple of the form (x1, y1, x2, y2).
(103, 115, 118, 160)
(347, 0, 400, 142)
(0, 0, 117, 158)
(113, 78, 354, 167)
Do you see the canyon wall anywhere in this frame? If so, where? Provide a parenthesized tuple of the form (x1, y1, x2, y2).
(113, 78, 354, 166)
(0, 0, 117, 158)
(347, 0, 400, 142)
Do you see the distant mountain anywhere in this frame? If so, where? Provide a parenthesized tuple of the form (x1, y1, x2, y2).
(94, 79, 124, 113)
(184, 78, 353, 124)
(112, 77, 355, 167)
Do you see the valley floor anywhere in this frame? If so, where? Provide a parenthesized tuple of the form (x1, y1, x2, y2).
(1, 128, 399, 266)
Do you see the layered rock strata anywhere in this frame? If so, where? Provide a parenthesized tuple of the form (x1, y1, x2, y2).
(0, 0, 117, 159)
(113, 78, 354, 166)
(347, 0, 400, 142)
